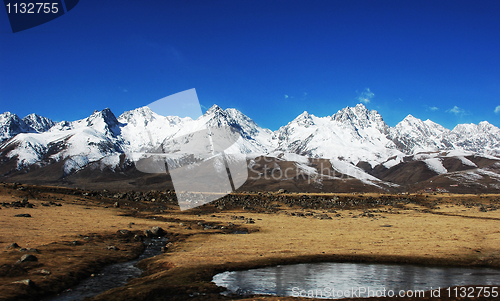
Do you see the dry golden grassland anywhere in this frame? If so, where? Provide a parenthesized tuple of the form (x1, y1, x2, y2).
(1, 184, 500, 301)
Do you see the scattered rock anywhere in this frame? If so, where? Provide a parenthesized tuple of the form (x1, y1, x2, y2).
(107, 246, 119, 251)
(34, 269, 51, 275)
(150, 226, 165, 237)
(114, 202, 120, 208)
(144, 229, 153, 238)
(5, 243, 20, 249)
(12, 279, 35, 287)
(133, 234, 143, 241)
(18, 254, 37, 263)
(14, 213, 31, 218)
(19, 248, 39, 253)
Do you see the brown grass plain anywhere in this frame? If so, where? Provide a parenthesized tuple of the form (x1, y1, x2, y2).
(1, 183, 500, 301)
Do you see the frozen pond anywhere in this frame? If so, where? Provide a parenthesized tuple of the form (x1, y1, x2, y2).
(213, 262, 500, 299)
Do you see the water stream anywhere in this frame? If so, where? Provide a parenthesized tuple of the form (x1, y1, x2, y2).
(213, 262, 500, 299)
(43, 237, 167, 301)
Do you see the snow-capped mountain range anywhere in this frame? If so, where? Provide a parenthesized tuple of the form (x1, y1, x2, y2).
(1, 103, 499, 192)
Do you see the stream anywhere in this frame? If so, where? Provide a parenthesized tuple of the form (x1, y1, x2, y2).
(43, 237, 167, 301)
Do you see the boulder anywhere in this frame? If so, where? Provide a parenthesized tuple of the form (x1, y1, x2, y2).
(12, 279, 35, 287)
(18, 254, 37, 263)
(5, 243, 20, 250)
(143, 229, 153, 238)
(14, 213, 31, 218)
(150, 226, 165, 237)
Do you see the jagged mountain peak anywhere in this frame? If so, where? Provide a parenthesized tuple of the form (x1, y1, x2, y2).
(0, 111, 22, 125)
(332, 103, 388, 133)
(0, 111, 33, 143)
(402, 114, 418, 122)
(451, 120, 498, 133)
(202, 106, 267, 140)
(479, 120, 494, 127)
(333, 103, 372, 120)
(205, 104, 223, 115)
(1, 102, 500, 184)
(22, 113, 55, 133)
(118, 106, 157, 124)
(291, 111, 315, 127)
(86, 108, 119, 127)
(0, 111, 17, 119)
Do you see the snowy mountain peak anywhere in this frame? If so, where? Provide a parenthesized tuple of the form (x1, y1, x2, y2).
(0, 112, 33, 143)
(0, 111, 16, 121)
(478, 120, 495, 129)
(402, 114, 418, 122)
(118, 106, 157, 125)
(332, 103, 388, 133)
(1, 103, 500, 183)
(205, 104, 223, 115)
(22, 113, 55, 133)
(390, 114, 451, 154)
(293, 111, 315, 127)
(86, 108, 119, 127)
(82, 108, 121, 137)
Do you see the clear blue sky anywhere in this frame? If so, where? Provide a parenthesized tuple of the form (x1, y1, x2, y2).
(1, 0, 499, 130)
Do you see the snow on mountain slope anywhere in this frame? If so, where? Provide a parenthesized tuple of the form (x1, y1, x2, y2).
(389, 115, 451, 154)
(2, 109, 124, 173)
(1, 112, 56, 144)
(1, 105, 275, 175)
(424, 157, 448, 174)
(196, 105, 274, 153)
(275, 104, 402, 167)
(118, 106, 189, 152)
(22, 114, 55, 133)
(448, 121, 500, 156)
(1, 102, 499, 188)
(0, 112, 31, 143)
(444, 162, 500, 190)
(149, 105, 275, 157)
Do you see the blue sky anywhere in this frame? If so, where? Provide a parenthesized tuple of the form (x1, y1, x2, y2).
(1, 0, 499, 130)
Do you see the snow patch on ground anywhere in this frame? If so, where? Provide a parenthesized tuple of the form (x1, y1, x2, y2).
(424, 158, 447, 174)
(383, 155, 404, 169)
(447, 171, 483, 182)
(63, 156, 90, 175)
(330, 159, 381, 186)
(456, 156, 477, 167)
(100, 154, 121, 170)
(295, 162, 318, 175)
(282, 153, 310, 164)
